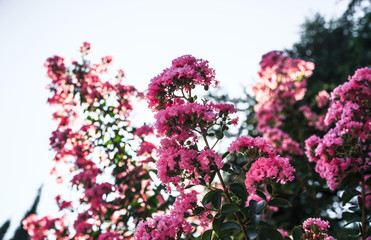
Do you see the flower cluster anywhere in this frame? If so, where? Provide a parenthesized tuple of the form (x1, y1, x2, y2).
(25, 43, 162, 239)
(134, 55, 238, 238)
(22, 214, 69, 240)
(305, 67, 371, 190)
(302, 218, 336, 240)
(147, 55, 218, 111)
(157, 139, 223, 187)
(134, 191, 211, 240)
(229, 136, 295, 194)
(155, 101, 237, 142)
(252, 51, 314, 156)
(148, 55, 238, 190)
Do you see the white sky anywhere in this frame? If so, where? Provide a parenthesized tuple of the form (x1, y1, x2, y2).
(0, 0, 349, 238)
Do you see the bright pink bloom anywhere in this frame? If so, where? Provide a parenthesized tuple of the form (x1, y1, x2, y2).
(302, 218, 336, 240)
(305, 67, 371, 190)
(147, 55, 218, 111)
(245, 155, 295, 195)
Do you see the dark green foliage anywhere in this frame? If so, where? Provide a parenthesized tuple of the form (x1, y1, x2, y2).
(0, 220, 11, 240)
(287, 1, 371, 103)
(11, 186, 42, 240)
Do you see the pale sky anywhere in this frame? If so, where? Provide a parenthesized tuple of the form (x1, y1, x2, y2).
(0, 0, 349, 238)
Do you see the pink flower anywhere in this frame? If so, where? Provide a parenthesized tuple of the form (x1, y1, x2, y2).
(304, 67, 371, 190)
(302, 218, 336, 240)
(245, 155, 295, 195)
(316, 90, 330, 108)
(134, 125, 154, 137)
(146, 55, 218, 111)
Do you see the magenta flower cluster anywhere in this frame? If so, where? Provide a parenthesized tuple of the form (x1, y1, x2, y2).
(252, 51, 314, 156)
(228, 136, 295, 194)
(305, 67, 371, 190)
(302, 218, 336, 240)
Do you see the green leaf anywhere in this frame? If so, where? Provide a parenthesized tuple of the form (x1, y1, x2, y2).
(215, 130, 224, 139)
(220, 221, 240, 232)
(258, 226, 284, 240)
(342, 188, 361, 206)
(222, 151, 230, 159)
(342, 212, 360, 224)
(256, 200, 266, 213)
(266, 184, 273, 195)
(212, 191, 222, 209)
(268, 198, 292, 208)
(202, 190, 221, 206)
(240, 206, 249, 219)
(202, 229, 212, 240)
(312, 224, 319, 234)
(292, 226, 303, 240)
(249, 200, 262, 226)
(256, 190, 267, 200)
(208, 171, 217, 184)
(229, 183, 248, 201)
(194, 207, 205, 215)
(232, 164, 242, 174)
(212, 215, 225, 234)
(245, 228, 259, 240)
(221, 203, 240, 216)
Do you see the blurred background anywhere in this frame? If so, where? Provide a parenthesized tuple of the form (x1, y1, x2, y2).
(0, 0, 369, 239)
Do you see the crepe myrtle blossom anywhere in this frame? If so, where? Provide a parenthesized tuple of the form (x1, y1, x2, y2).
(134, 191, 211, 240)
(305, 67, 371, 190)
(229, 136, 295, 194)
(252, 51, 313, 156)
(28, 43, 162, 240)
(155, 101, 237, 143)
(253, 50, 314, 112)
(134, 125, 154, 137)
(156, 138, 223, 188)
(302, 218, 336, 240)
(146, 55, 219, 111)
(316, 90, 331, 108)
(23, 214, 69, 240)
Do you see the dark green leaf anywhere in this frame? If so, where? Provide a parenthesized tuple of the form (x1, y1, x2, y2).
(266, 184, 273, 195)
(232, 164, 242, 174)
(208, 171, 217, 184)
(245, 228, 259, 240)
(258, 226, 284, 240)
(268, 198, 292, 208)
(222, 152, 230, 159)
(202, 190, 221, 206)
(342, 212, 360, 224)
(215, 130, 224, 139)
(256, 190, 266, 200)
(202, 229, 212, 240)
(342, 188, 361, 206)
(292, 226, 303, 240)
(221, 163, 230, 172)
(240, 206, 249, 219)
(194, 207, 205, 215)
(229, 183, 248, 201)
(212, 191, 222, 209)
(256, 200, 266, 213)
(212, 216, 225, 234)
(221, 203, 240, 216)
(220, 221, 240, 232)
(249, 200, 262, 226)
